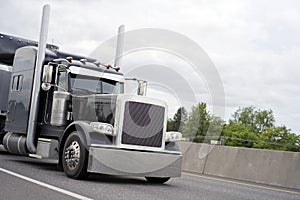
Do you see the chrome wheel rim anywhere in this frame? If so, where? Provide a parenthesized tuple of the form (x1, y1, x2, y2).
(64, 141, 80, 171)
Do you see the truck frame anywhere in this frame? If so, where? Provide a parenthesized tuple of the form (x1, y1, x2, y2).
(0, 5, 182, 183)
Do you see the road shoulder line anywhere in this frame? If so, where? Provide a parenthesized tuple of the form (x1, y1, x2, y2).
(183, 172, 300, 196)
(0, 167, 93, 200)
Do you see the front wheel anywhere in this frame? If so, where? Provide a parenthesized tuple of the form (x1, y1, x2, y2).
(145, 177, 170, 184)
(62, 132, 89, 179)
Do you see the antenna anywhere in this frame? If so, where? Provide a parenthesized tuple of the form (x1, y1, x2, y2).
(114, 25, 125, 67)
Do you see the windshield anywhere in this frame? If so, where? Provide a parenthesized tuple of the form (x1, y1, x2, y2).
(69, 74, 124, 95)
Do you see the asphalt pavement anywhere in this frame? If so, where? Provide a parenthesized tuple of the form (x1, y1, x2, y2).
(0, 146, 299, 200)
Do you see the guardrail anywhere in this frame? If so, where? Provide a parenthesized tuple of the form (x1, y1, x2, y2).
(180, 142, 300, 190)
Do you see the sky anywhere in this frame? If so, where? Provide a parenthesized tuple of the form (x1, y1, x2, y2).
(1, 0, 300, 134)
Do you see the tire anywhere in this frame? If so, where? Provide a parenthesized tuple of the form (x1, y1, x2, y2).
(62, 132, 89, 179)
(145, 177, 171, 184)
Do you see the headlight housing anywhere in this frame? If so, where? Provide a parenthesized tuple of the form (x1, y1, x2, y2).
(166, 131, 182, 142)
(90, 122, 115, 136)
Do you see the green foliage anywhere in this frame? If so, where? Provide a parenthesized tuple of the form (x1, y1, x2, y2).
(232, 106, 275, 133)
(254, 126, 300, 152)
(183, 103, 211, 143)
(175, 103, 300, 152)
(176, 103, 225, 143)
(222, 121, 258, 148)
(227, 106, 299, 151)
(204, 116, 225, 143)
(167, 107, 187, 132)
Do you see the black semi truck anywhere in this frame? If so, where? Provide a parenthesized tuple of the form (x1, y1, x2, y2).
(0, 5, 182, 183)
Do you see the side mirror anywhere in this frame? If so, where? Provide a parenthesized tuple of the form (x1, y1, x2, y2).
(42, 64, 53, 91)
(137, 80, 147, 96)
(42, 64, 53, 83)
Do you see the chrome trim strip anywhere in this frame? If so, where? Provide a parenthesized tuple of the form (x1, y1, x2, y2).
(89, 144, 182, 155)
(17, 135, 23, 155)
(0, 64, 12, 72)
(5, 132, 12, 153)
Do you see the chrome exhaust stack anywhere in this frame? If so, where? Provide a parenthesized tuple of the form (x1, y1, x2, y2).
(114, 25, 125, 67)
(26, 4, 50, 153)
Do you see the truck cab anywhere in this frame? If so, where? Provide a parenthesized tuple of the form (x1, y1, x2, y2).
(0, 34, 182, 183)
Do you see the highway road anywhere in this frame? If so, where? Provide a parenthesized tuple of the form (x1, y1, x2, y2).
(0, 146, 299, 200)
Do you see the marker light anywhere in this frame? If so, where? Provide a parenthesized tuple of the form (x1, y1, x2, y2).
(80, 58, 87, 64)
(94, 61, 100, 67)
(66, 56, 73, 62)
(115, 66, 120, 72)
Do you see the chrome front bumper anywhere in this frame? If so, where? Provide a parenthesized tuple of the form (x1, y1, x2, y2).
(87, 146, 182, 177)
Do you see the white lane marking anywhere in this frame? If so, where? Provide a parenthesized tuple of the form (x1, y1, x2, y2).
(0, 167, 93, 200)
(183, 172, 300, 196)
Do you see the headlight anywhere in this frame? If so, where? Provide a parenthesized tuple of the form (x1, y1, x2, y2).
(90, 122, 115, 136)
(166, 131, 182, 142)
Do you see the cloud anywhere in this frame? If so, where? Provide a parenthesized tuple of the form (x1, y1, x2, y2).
(1, 0, 300, 133)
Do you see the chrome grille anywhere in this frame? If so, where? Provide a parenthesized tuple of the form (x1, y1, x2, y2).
(121, 101, 165, 147)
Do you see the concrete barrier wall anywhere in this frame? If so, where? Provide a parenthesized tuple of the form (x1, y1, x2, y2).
(180, 142, 300, 190)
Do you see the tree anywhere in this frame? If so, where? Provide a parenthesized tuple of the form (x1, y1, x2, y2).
(232, 106, 256, 131)
(232, 106, 275, 133)
(222, 121, 258, 148)
(254, 109, 275, 133)
(226, 106, 299, 151)
(254, 126, 300, 152)
(181, 103, 300, 152)
(183, 103, 211, 142)
(204, 116, 225, 143)
(167, 107, 187, 132)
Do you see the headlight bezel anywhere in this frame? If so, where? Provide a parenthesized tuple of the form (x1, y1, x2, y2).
(166, 131, 182, 142)
(90, 122, 115, 136)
